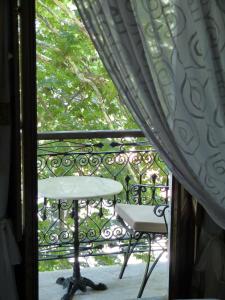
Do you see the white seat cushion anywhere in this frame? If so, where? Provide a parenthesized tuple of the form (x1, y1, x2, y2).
(115, 204, 167, 233)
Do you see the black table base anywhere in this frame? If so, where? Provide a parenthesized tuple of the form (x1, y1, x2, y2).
(56, 276, 107, 300)
(56, 200, 107, 299)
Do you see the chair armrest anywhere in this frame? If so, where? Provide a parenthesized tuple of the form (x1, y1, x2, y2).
(153, 204, 170, 234)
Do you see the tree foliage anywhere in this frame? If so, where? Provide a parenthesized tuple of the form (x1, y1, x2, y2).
(36, 0, 137, 132)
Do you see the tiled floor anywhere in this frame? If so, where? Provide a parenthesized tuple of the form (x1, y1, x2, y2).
(39, 254, 168, 300)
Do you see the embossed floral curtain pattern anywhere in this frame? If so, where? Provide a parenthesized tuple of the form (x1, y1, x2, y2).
(75, 0, 225, 229)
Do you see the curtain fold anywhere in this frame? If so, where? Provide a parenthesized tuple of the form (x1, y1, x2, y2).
(0, 0, 21, 299)
(75, 0, 225, 230)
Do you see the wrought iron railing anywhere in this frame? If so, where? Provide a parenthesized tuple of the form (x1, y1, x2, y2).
(37, 130, 169, 261)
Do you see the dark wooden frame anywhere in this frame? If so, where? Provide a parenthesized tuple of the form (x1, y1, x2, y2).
(3, 0, 23, 297)
(1, 1, 37, 299)
(6, 0, 21, 238)
(19, 0, 38, 299)
(169, 177, 196, 299)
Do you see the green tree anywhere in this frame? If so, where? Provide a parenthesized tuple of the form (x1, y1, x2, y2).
(37, 0, 137, 132)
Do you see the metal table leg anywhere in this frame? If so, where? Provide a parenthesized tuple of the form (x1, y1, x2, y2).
(56, 200, 107, 300)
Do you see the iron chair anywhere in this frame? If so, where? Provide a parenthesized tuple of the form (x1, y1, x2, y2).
(115, 200, 169, 298)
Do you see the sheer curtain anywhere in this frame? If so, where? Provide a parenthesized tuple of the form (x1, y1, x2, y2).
(74, 0, 225, 230)
(0, 1, 21, 299)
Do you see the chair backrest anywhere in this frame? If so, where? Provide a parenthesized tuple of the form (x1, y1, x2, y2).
(130, 182, 169, 206)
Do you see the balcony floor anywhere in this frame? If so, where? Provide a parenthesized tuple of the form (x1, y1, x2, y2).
(39, 254, 168, 300)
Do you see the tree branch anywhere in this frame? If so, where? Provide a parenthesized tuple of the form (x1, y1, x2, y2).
(52, 0, 89, 37)
(37, 13, 59, 34)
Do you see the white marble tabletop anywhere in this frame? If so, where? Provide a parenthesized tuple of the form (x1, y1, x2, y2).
(38, 176, 123, 200)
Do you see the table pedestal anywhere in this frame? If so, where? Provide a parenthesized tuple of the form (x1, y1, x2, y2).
(56, 200, 107, 300)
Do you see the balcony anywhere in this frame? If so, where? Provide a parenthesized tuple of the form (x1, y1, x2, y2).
(38, 130, 170, 299)
(39, 258, 168, 300)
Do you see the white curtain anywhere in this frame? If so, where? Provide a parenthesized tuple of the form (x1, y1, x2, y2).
(75, 0, 225, 230)
(0, 1, 21, 299)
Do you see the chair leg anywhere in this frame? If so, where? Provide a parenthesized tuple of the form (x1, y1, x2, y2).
(119, 235, 132, 279)
(119, 233, 143, 279)
(137, 234, 166, 298)
(137, 233, 152, 298)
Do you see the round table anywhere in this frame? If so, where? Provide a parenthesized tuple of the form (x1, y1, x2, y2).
(38, 176, 123, 300)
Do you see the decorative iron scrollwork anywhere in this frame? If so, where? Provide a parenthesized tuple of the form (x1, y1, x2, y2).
(38, 136, 169, 260)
